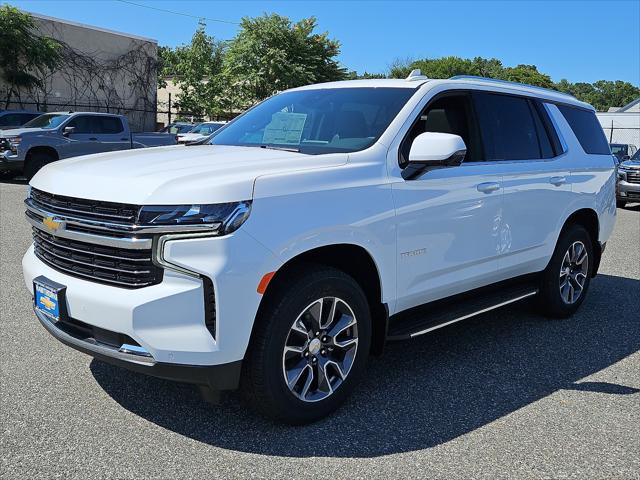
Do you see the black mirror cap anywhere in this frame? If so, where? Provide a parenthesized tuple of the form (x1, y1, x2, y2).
(401, 149, 466, 180)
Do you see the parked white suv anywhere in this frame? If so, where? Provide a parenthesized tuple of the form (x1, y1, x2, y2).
(23, 74, 616, 424)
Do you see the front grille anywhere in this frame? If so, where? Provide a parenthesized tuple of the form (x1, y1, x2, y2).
(33, 228, 162, 288)
(30, 188, 139, 224)
(625, 170, 640, 184)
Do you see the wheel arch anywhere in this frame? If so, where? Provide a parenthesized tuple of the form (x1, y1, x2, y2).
(560, 208, 602, 277)
(26, 145, 59, 161)
(254, 243, 389, 356)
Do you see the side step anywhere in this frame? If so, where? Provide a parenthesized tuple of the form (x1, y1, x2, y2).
(387, 280, 538, 341)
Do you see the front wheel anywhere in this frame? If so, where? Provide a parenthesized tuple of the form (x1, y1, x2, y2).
(616, 200, 627, 208)
(241, 265, 371, 424)
(538, 224, 593, 318)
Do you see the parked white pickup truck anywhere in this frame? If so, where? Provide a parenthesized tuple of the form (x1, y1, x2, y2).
(0, 112, 177, 179)
(22, 74, 616, 424)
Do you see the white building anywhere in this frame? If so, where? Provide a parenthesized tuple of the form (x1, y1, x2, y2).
(596, 98, 640, 148)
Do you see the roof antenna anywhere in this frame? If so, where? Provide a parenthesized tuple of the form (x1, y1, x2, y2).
(406, 69, 428, 81)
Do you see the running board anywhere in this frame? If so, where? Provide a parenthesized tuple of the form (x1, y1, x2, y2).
(387, 281, 538, 341)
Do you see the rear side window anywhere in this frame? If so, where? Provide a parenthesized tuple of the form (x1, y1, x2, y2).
(474, 93, 542, 160)
(92, 116, 124, 134)
(557, 105, 610, 155)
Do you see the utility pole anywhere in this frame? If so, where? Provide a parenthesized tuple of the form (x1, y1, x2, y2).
(168, 92, 172, 125)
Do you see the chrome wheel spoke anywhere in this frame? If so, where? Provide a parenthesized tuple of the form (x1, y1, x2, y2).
(286, 360, 311, 390)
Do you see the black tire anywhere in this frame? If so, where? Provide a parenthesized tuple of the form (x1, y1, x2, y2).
(538, 224, 594, 318)
(241, 264, 371, 424)
(24, 152, 55, 181)
(616, 200, 627, 208)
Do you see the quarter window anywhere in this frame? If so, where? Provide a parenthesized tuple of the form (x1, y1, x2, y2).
(557, 105, 610, 155)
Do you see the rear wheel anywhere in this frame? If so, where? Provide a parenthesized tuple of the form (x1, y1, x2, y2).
(538, 224, 593, 318)
(241, 265, 371, 424)
(24, 152, 56, 181)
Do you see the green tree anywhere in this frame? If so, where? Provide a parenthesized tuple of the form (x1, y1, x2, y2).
(223, 14, 346, 108)
(0, 6, 61, 107)
(497, 64, 554, 88)
(157, 45, 180, 88)
(169, 21, 225, 118)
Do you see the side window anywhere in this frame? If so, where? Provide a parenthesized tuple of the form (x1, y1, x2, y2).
(23, 113, 41, 124)
(66, 115, 92, 134)
(473, 92, 542, 160)
(557, 105, 610, 155)
(400, 92, 482, 165)
(0, 114, 20, 126)
(91, 116, 124, 134)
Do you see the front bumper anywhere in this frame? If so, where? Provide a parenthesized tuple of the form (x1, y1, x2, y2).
(34, 306, 242, 389)
(23, 228, 281, 387)
(0, 150, 23, 171)
(617, 179, 640, 201)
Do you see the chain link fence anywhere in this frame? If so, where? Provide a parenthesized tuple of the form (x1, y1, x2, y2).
(2, 98, 235, 132)
(602, 126, 640, 150)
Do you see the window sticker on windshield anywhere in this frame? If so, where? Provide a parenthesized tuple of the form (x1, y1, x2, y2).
(262, 112, 307, 145)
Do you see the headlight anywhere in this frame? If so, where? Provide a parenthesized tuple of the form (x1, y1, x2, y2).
(138, 201, 251, 234)
(6, 136, 20, 153)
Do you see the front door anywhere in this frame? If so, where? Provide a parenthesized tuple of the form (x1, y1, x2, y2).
(391, 91, 503, 312)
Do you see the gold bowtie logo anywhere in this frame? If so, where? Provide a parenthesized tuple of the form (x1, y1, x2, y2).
(40, 296, 56, 310)
(43, 216, 63, 232)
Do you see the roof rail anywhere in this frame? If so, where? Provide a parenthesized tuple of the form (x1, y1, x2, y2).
(449, 75, 576, 99)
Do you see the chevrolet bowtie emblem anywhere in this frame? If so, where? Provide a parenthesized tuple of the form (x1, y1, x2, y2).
(40, 296, 56, 310)
(43, 216, 64, 232)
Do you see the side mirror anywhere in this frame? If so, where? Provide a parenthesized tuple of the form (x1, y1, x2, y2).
(403, 132, 466, 180)
(62, 126, 75, 137)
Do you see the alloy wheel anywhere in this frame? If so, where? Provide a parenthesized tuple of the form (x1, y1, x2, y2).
(559, 240, 589, 304)
(282, 297, 358, 402)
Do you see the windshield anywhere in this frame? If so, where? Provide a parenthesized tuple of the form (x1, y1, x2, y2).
(610, 145, 627, 155)
(209, 87, 416, 154)
(23, 114, 70, 129)
(191, 123, 223, 135)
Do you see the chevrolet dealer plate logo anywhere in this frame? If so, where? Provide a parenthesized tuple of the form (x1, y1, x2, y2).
(43, 216, 64, 232)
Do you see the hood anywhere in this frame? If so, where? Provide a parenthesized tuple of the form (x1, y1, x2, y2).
(0, 127, 47, 136)
(30, 144, 347, 205)
(620, 159, 640, 169)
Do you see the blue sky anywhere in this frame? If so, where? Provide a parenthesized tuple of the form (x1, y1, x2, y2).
(9, 0, 640, 85)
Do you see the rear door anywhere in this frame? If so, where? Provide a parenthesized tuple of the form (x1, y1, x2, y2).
(472, 92, 572, 278)
(90, 116, 130, 152)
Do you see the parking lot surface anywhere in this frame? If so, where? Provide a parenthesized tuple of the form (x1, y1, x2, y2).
(1, 180, 639, 479)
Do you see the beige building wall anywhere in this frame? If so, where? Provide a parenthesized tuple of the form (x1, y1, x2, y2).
(0, 12, 158, 131)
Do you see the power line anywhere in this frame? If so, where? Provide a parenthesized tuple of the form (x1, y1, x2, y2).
(115, 0, 240, 25)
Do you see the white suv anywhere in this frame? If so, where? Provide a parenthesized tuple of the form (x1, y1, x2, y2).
(23, 74, 616, 424)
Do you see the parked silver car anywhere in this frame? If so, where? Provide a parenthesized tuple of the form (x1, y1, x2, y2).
(616, 149, 640, 207)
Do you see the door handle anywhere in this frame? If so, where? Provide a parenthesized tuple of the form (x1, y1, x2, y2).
(88, 137, 98, 141)
(476, 182, 501, 194)
(549, 176, 567, 186)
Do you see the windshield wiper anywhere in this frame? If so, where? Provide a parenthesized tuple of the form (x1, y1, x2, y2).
(259, 144, 300, 153)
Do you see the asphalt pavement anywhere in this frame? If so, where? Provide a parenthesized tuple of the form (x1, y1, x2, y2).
(1, 179, 639, 479)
